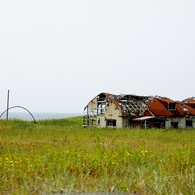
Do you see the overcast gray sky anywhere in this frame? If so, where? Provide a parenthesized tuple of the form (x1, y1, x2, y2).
(0, 0, 195, 113)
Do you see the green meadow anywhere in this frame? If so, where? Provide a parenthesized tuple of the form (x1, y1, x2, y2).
(0, 117, 195, 195)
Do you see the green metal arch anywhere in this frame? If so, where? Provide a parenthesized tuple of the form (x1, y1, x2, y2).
(0, 106, 37, 123)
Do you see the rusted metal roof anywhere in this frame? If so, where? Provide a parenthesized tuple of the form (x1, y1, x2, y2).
(182, 97, 195, 103)
(148, 96, 195, 116)
(181, 97, 195, 109)
(147, 98, 172, 116)
(84, 93, 195, 117)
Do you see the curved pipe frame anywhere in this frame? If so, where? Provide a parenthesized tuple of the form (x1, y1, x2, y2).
(0, 106, 37, 124)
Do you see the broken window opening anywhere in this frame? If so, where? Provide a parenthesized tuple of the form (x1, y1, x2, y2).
(107, 119, 116, 127)
(141, 121, 149, 128)
(186, 120, 193, 128)
(168, 103, 176, 111)
(97, 102, 106, 115)
(153, 122, 162, 128)
(171, 122, 178, 129)
(97, 94, 106, 102)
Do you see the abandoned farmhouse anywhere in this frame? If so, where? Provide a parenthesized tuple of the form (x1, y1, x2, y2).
(83, 93, 195, 129)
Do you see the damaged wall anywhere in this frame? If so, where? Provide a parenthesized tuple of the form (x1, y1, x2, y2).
(165, 117, 195, 129)
(84, 93, 195, 129)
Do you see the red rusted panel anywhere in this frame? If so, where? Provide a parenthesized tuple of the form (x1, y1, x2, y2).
(182, 97, 195, 103)
(84, 93, 195, 117)
(148, 97, 195, 116)
(147, 100, 172, 116)
(182, 97, 195, 109)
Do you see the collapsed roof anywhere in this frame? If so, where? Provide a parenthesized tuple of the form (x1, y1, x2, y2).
(182, 97, 195, 109)
(84, 93, 195, 117)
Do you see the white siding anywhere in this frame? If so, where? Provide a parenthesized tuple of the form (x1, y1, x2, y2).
(165, 117, 195, 128)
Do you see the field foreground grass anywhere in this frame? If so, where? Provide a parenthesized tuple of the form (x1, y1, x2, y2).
(0, 117, 195, 195)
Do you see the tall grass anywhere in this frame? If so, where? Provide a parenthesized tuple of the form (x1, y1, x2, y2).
(0, 117, 195, 194)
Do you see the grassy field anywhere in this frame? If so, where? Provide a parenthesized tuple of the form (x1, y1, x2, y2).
(0, 117, 195, 195)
